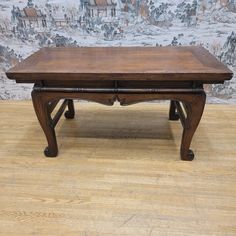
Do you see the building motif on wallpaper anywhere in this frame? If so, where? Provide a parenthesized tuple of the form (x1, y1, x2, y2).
(14, 7, 47, 29)
(85, 0, 117, 18)
(0, 0, 235, 102)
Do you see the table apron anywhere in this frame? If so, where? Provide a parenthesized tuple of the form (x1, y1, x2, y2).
(33, 86, 204, 94)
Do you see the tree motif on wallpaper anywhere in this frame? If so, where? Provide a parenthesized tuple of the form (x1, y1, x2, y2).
(0, 0, 235, 102)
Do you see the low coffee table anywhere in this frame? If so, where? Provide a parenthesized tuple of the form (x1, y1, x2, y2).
(6, 46, 233, 161)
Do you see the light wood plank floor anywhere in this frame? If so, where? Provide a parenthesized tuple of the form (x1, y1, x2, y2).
(0, 101, 236, 236)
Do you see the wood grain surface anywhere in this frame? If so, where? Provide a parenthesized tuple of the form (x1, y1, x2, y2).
(6, 46, 233, 82)
(0, 101, 236, 235)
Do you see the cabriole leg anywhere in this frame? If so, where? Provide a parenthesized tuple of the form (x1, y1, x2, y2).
(180, 92, 206, 161)
(31, 91, 58, 157)
(169, 100, 179, 120)
(64, 99, 75, 119)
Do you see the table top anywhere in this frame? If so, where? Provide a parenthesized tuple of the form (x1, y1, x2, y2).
(6, 46, 233, 82)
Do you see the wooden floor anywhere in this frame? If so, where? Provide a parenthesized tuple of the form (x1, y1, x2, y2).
(0, 101, 236, 236)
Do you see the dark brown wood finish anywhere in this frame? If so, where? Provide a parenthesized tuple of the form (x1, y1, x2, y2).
(6, 46, 233, 160)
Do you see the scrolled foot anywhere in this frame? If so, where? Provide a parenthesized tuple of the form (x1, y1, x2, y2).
(44, 146, 58, 157)
(181, 149, 194, 161)
(64, 110, 75, 119)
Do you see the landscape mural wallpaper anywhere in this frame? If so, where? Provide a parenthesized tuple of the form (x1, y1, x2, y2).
(0, 0, 235, 102)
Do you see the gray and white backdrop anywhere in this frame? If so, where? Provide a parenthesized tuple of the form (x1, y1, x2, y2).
(0, 0, 235, 102)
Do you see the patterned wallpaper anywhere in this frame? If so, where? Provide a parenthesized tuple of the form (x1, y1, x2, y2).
(0, 0, 235, 103)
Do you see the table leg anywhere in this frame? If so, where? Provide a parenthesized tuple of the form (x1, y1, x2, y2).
(118, 91, 206, 161)
(180, 93, 206, 161)
(31, 88, 117, 157)
(169, 100, 179, 120)
(64, 99, 75, 119)
(31, 91, 58, 157)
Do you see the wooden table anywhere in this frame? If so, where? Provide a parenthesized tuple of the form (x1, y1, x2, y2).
(6, 46, 233, 161)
